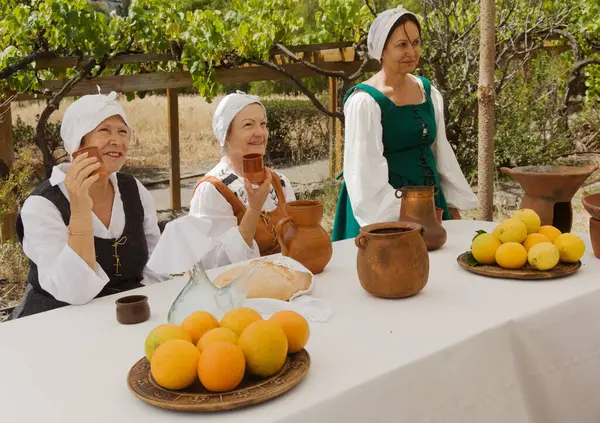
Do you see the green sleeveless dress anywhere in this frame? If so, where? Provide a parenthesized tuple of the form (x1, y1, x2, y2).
(331, 76, 451, 242)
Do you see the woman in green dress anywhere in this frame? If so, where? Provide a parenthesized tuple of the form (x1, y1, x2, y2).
(332, 6, 477, 241)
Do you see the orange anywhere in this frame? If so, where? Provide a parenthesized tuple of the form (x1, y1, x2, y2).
(537, 225, 562, 242)
(220, 307, 262, 336)
(238, 320, 288, 378)
(181, 311, 220, 344)
(198, 342, 246, 392)
(150, 339, 200, 390)
(144, 324, 192, 362)
(269, 311, 310, 353)
(197, 327, 239, 353)
(522, 233, 551, 251)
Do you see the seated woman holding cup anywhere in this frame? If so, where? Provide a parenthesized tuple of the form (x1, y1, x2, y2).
(11, 92, 167, 319)
(190, 91, 296, 270)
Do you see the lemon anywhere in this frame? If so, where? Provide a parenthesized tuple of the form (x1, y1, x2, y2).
(471, 233, 502, 264)
(495, 242, 528, 269)
(512, 209, 541, 234)
(522, 233, 551, 251)
(528, 242, 560, 270)
(492, 219, 528, 244)
(538, 225, 562, 242)
(553, 233, 586, 263)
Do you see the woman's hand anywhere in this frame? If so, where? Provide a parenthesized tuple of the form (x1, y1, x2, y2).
(244, 170, 273, 212)
(64, 152, 101, 211)
(449, 207, 462, 220)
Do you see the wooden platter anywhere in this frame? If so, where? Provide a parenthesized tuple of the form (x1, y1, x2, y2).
(457, 252, 582, 280)
(127, 349, 310, 412)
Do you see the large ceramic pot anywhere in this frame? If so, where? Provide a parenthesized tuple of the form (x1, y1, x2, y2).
(355, 221, 429, 298)
(396, 186, 447, 251)
(275, 200, 333, 274)
(583, 193, 600, 259)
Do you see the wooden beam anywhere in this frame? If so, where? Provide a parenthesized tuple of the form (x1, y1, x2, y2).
(40, 60, 380, 96)
(0, 101, 16, 241)
(34, 42, 357, 70)
(167, 89, 181, 211)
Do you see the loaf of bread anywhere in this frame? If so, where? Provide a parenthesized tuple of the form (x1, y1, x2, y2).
(212, 259, 312, 301)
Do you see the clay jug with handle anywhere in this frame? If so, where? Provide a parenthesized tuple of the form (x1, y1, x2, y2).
(355, 221, 429, 298)
(275, 200, 333, 274)
(396, 186, 447, 251)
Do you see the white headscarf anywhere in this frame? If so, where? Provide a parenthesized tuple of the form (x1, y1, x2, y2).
(367, 6, 419, 62)
(212, 91, 266, 147)
(60, 90, 130, 158)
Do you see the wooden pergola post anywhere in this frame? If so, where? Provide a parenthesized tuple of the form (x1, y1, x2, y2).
(0, 100, 16, 241)
(328, 77, 343, 178)
(167, 88, 181, 211)
(477, 0, 497, 221)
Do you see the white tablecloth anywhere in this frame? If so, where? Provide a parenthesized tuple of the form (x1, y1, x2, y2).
(1, 220, 599, 423)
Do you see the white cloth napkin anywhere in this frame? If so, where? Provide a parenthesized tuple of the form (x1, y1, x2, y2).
(147, 215, 213, 275)
(244, 296, 334, 323)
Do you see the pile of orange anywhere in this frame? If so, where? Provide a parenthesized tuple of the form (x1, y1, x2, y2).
(143, 308, 310, 392)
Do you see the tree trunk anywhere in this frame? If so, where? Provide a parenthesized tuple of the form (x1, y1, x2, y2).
(477, 0, 496, 221)
(0, 99, 16, 241)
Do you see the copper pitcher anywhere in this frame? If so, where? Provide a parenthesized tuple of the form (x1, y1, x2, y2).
(355, 222, 429, 298)
(275, 200, 333, 274)
(396, 186, 447, 251)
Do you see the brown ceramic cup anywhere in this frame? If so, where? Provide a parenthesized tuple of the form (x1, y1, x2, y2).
(115, 295, 150, 324)
(72, 146, 108, 177)
(243, 153, 265, 184)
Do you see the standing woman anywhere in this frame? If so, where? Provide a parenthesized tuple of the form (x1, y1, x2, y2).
(332, 6, 477, 241)
(12, 92, 167, 318)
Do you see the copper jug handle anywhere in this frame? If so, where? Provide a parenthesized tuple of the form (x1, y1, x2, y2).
(355, 233, 368, 249)
(275, 216, 294, 255)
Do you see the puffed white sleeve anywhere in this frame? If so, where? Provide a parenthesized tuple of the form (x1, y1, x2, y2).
(20, 196, 110, 305)
(134, 179, 170, 284)
(189, 181, 260, 270)
(343, 90, 401, 226)
(279, 173, 296, 202)
(430, 85, 478, 210)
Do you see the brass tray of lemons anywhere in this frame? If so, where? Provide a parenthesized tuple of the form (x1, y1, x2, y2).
(458, 209, 585, 280)
(128, 308, 311, 412)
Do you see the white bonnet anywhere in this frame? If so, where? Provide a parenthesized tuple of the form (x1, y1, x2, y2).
(60, 90, 130, 157)
(212, 91, 266, 147)
(367, 6, 419, 62)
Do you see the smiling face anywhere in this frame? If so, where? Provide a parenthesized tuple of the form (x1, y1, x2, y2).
(224, 103, 268, 162)
(80, 115, 130, 174)
(381, 19, 422, 75)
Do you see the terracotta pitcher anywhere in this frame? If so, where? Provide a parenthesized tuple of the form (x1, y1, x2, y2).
(396, 186, 447, 251)
(275, 200, 333, 274)
(355, 222, 429, 298)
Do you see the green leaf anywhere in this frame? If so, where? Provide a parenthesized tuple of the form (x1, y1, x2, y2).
(465, 251, 480, 267)
(472, 230, 488, 241)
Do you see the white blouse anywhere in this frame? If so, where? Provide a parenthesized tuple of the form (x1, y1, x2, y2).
(343, 74, 478, 227)
(19, 164, 168, 305)
(189, 157, 296, 270)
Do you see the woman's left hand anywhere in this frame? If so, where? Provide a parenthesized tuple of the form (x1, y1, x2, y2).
(449, 207, 462, 220)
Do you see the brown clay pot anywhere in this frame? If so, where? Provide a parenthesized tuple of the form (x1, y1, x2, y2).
(355, 222, 429, 298)
(275, 200, 333, 274)
(500, 165, 598, 233)
(115, 295, 150, 324)
(589, 217, 600, 259)
(242, 153, 265, 184)
(396, 186, 447, 251)
(582, 193, 600, 221)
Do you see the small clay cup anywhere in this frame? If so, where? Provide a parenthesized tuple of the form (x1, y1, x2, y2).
(435, 207, 443, 224)
(243, 153, 265, 184)
(72, 146, 108, 177)
(590, 217, 600, 259)
(115, 295, 150, 324)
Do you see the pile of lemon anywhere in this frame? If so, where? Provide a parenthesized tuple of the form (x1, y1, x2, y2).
(143, 307, 310, 392)
(471, 209, 586, 270)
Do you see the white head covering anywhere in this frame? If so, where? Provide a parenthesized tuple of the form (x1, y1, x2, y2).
(60, 90, 130, 157)
(367, 6, 419, 62)
(212, 90, 266, 147)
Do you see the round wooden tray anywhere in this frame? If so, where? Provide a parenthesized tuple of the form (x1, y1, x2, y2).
(457, 252, 582, 280)
(127, 349, 310, 412)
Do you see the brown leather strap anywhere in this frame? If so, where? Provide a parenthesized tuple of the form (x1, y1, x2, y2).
(194, 175, 246, 218)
